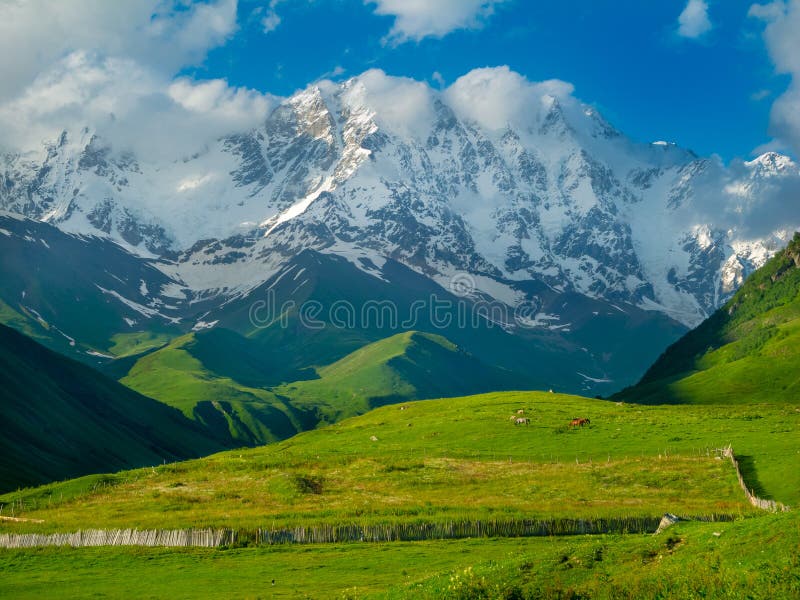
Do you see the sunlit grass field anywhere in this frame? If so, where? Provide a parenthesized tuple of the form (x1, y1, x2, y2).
(2, 391, 797, 535)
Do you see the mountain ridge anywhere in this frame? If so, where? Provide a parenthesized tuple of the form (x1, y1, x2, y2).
(2, 70, 799, 398)
(1, 71, 796, 330)
(616, 231, 800, 404)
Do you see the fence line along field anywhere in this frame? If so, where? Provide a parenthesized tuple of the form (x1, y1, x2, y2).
(0, 515, 745, 549)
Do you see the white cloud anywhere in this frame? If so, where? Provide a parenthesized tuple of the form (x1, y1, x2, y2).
(259, 0, 283, 33)
(444, 66, 574, 130)
(687, 155, 800, 238)
(261, 11, 282, 33)
(334, 66, 577, 138)
(367, 0, 508, 44)
(0, 0, 278, 160)
(343, 69, 437, 138)
(0, 51, 275, 160)
(168, 78, 273, 123)
(677, 0, 712, 39)
(750, 0, 800, 157)
(0, 0, 238, 103)
(751, 89, 772, 101)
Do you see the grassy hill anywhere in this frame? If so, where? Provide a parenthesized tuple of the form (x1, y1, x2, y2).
(3, 240, 799, 598)
(0, 324, 223, 493)
(390, 511, 800, 600)
(274, 331, 515, 422)
(2, 390, 797, 598)
(617, 232, 800, 404)
(118, 330, 519, 445)
(119, 332, 306, 447)
(188, 250, 686, 397)
(3, 390, 798, 534)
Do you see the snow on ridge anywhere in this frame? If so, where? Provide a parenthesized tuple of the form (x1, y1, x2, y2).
(2, 75, 797, 328)
(95, 285, 180, 324)
(262, 176, 336, 235)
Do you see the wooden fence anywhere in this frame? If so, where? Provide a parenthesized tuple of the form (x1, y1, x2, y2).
(255, 517, 667, 545)
(0, 528, 233, 549)
(721, 446, 790, 513)
(0, 515, 740, 549)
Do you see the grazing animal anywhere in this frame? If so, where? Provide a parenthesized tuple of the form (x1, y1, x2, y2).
(514, 417, 530, 425)
(569, 418, 590, 428)
(516, 409, 525, 414)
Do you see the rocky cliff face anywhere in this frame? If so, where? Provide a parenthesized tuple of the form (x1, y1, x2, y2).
(1, 73, 797, 330)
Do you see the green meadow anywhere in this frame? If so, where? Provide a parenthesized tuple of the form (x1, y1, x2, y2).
(1, 512, 797, 599)
(2, 391, 797, 535)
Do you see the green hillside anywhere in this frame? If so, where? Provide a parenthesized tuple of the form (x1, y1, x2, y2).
(4, 390, 798, 534)
(0, 324, 223, 493)
(0, 215, 183, 361)
(391, 511, 800, 600)
(274, 331, 514, 422)
(617, 232, 800, 404)
(118, 330, 518, 444)
(119, 333, 305, 447)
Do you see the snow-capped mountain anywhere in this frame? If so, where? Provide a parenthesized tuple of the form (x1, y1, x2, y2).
(1, 70, 797, 333)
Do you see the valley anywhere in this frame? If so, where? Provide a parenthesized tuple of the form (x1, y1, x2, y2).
(3, 231, 799, 598)
(2, 7, 800, 596)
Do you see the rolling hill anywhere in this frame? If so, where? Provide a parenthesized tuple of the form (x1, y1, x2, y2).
(117, 329, 522, 445)
(272, 331, 517, 422)
(617, 232, 800, 404)
(0, 323, 223, 492)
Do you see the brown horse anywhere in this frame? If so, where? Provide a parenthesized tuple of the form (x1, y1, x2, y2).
(569, 418, 590, 427)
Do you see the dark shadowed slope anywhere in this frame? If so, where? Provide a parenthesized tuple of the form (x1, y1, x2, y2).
(0, 324, 223, 492)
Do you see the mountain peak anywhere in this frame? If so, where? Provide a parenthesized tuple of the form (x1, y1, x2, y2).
(746, 151, 797, 176)
(0, 73, 797, 332)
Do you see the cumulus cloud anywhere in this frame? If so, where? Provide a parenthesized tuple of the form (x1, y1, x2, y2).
(0, 0, 238, 103)
(168, 78, 273, 123)
(367, 0, 508, 44)
(332, 66, 579, 140)
(0, 0, 282, 160)
(444, 66, 574, 130)
(0, 51, 275, 160)
(750, 0, 800, 157)
(342, 69, 437, 138)
(677, 0, 712, 39)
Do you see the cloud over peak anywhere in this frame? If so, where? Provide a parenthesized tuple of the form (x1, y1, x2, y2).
(750, 0, 800, 158)
(444, 66, 575, 130)
(0, 50, 275, 160)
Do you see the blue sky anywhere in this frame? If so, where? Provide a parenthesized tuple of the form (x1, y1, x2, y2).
(185, 0, 789, 161)
(0, 1, 798, 163)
